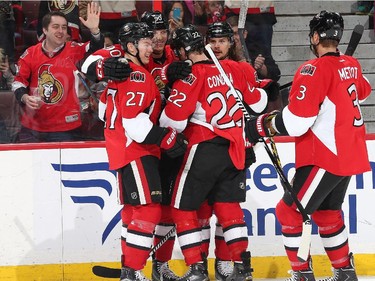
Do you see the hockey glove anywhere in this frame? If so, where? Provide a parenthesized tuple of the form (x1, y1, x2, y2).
(245, 111, 279, 143)
(259, 79, 280, 102)
(159, 127, 188, 158)
(97, 57, 132, 81)
(162, 61, 192, 85)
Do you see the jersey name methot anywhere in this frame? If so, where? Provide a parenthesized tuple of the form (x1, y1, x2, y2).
(338, 66, 358, 81)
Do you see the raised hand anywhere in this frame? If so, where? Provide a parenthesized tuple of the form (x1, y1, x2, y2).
(79, 2, 101, 34)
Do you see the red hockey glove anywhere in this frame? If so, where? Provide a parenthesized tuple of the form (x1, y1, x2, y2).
(159, 127, 188, 158)
(245, 111, 279, 143)
(96, 57, 132, 81)
(258, 79, 280, 102)
(161, 61, 192, 85)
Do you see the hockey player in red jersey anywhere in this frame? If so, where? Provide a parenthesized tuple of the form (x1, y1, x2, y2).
(197, 21, 271, 281)
(12, 6, 103, 142)
(159, 25, 268, 281)
(140, 11, 189, 281)
(98, 22, 187, 281)
(246, 11, 372, 281)
(81, 12, 191, 281)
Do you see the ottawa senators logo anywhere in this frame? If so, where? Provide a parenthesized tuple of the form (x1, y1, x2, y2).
(48, 0, 76, 14)
(130, 71, 146, 82)
(182, 73, 197, 86)
(37, 64, 64, 104)
(300, 64, 316, 76)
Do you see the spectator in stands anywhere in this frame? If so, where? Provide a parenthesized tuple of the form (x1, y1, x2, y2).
(37, 0, 81, 42)
(356, 1, 374, 14)
(194, 0, 226, 25)
(226, 15, 282, 111)
(0, 1, 16, 64)
(103, 31, 116, 47)
(12, 5, 104, 143)
(226, 16, 280, 81)
(0, 48, 14, 90)
(224, 1, 276, 56)
(78, 1, 138, 43)
(163, 1, 193, 37)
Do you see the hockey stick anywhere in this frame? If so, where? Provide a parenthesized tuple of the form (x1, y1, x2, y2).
(92, 226, 176, 278)
(77, 72, 99, 103)
(205, 43, 312, 261)
(279, 24, 364, 90)
(238, 0, 250, 62)
(345, 24, 364, 56)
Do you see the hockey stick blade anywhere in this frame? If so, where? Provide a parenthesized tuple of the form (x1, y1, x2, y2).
(345, 24, 364, 56)
(297, 220, 312, 261)
(92, 265, 121, 278)
(92, 227, 176, 278)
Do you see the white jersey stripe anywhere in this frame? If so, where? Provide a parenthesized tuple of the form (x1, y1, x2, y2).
(131, 161, 146, 205)
(300, 167, 325, 209)
(174, 144, 198, 209)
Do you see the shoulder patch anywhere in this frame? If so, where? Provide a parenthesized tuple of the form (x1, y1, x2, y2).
(182, 73, 197, 86)
(130, 71, 146, 82)
(300, 64, 316, 76)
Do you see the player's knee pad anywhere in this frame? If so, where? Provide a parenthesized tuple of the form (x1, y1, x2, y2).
(312, 210, 343, 230)
(275, 199, 302, 228)
(131, 203, 161, 233)
(213, 202, 244, 228)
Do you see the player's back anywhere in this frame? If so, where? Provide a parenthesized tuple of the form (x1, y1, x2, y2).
(289, 54, 371, 175)
(180, 60, 248, 169)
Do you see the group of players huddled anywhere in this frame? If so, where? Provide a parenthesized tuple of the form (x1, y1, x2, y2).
(81, 9, 371, 281)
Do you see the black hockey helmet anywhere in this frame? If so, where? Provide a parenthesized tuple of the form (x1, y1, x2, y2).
(206, 21, 234, 44)
(118, 22, 154, 51)
(170, 24, 204, 55)
(140, 11, 168, 30)
(309, 10, 344, 42)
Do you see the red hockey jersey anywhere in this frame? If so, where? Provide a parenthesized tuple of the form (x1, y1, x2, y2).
(99, 62, 162, 170)
(284, 53, 371, 176)
(14, 41, 91, 132)
(160, 59, 267, 170)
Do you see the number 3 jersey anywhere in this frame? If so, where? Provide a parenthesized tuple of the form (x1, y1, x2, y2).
(160, 59, 268, 170)
(282, 53, 372, 176)
(98, 62, 162, 170)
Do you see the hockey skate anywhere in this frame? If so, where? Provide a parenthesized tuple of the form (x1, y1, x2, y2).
(319, 253, 358, 281)
(285, 269, 316, 281)
(226, 252, 253, 281)
(120, 266, 151, 281)
(152, 260, 179, 281)
(177, 263, 209, 281)
(214, 259, 233, 281)
(285, 259, 315, 281)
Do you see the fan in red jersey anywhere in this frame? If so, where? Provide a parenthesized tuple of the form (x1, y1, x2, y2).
(98, 22, 187, 281)
(12, 5, 103, 143)
(246, 11, 372, 281)
(159, 24, 268, 281)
